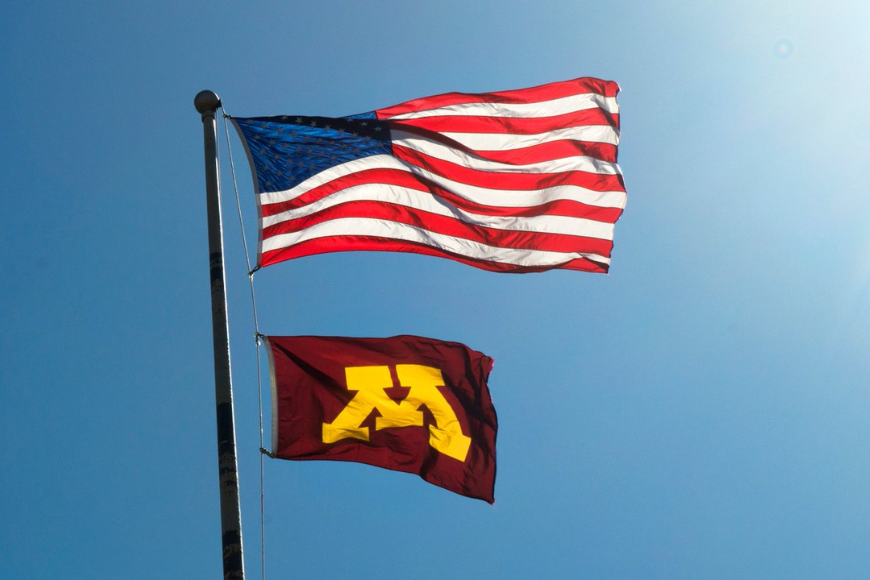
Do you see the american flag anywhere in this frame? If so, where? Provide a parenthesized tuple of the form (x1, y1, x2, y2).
(231, 77, 625, 273)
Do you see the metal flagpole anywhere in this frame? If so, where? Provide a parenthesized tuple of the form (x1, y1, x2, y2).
(195, 90, 246, 580)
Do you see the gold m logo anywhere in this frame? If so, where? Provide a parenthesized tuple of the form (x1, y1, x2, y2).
(322, 364, 471, 461)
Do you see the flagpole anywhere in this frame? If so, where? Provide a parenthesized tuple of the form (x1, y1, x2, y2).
(195, 89, 245, 580)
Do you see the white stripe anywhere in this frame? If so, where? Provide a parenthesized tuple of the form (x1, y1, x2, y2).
(259, 155, 626, 210)
(260, 156, 625, 213)
(262, 217, 611, 268)
(438, 124, 619, 148)
(392, 125, 619, 153)
(385, 93, 619, 120)
(408, 165, 627, 209)
(392, 131, 622, 175)
(261, 183, 616, 240)
(258, 155, 406, 206)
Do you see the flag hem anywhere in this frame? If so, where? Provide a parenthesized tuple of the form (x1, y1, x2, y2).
(263, 335, 279, 454)
(230, 116, 266, 269)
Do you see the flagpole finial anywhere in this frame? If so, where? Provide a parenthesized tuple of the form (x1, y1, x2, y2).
(194, 90, 221, 115)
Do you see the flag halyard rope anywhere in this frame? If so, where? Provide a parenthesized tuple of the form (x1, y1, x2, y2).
(221, 110, 267, 580)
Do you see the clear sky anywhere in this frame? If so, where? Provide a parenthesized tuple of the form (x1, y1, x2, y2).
(2, 1, 870, 578)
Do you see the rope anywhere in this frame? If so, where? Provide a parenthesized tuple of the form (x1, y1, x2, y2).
(221, 111, 267, 580)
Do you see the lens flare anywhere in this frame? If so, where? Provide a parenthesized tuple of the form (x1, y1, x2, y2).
(774, 38, 794, 59)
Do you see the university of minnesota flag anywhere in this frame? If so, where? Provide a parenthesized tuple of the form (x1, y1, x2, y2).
(232, 77, 625, 274)
(265, 335, 498, 503)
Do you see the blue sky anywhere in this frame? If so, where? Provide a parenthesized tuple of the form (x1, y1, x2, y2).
(2, 1, 870, 578)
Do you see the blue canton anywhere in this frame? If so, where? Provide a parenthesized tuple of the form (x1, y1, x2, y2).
(233, 113, 393, 193)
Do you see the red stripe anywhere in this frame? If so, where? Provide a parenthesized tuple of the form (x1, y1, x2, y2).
(388, 108, 619, 134)
(391, 121, 619, 164)
(392, 145, 626, 193)
(262, 200, 615, 255)
(260, 167, 623, 222)
(489, 141, 618, 165)
(453, 139, 618, 165)
(375, 78, 619, 118)
(261, 236, 609, 273)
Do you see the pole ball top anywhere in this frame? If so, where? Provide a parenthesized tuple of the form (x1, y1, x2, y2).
(194, 90, 222, 114)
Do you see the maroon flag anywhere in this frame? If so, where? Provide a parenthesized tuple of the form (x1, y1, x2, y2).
(265, 335, 498, 503)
